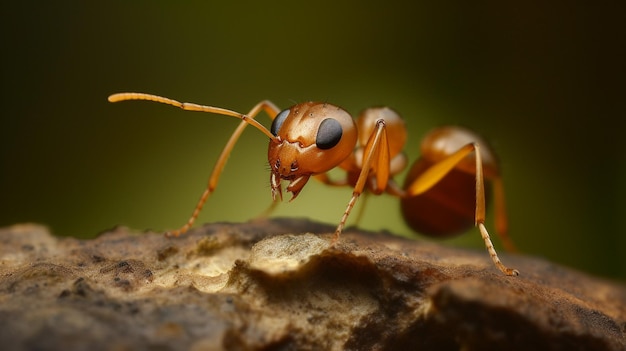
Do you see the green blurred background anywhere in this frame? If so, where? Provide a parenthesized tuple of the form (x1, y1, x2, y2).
(1, 2, 624, 279)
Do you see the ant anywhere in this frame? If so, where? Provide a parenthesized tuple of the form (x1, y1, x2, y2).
(108, 93, 519, 276)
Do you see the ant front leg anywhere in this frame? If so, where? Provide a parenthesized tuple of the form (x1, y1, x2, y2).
(332, 119, 390, 243)
(405, 143, 519, 276)
(108, 93, 281, 237)
(313, 173, 371, 229)
(167, 100, 281, 237)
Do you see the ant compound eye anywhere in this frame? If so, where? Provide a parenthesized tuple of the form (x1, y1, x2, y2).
(316, 118, 343, 150)
(271, 109, 290, 136)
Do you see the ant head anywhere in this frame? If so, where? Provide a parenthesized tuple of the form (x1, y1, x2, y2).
(268, 102, 357, 201)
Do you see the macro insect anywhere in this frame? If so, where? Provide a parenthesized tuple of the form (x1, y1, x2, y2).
(108, 93, 519, 276)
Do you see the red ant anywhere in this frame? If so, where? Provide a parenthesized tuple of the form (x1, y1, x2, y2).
(108, 93, 519, 276)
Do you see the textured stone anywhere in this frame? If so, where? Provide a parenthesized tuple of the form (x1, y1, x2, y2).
(0, 219, 624, 350)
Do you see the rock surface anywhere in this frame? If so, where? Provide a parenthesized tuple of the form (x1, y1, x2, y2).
(0, 218, 624, 351)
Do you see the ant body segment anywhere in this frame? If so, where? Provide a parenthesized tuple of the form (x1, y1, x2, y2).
(108, 93, 519, 276)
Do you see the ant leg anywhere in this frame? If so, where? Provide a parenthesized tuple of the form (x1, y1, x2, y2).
(352, 192, 370, 228)
(256, 167, 355, 222)
(405, 143, 519, 276)
(333, 119, 390, 243)
(162, 100, 281, 237)
(255, 199, 280, 220)
(313, 173, 373, 230)
(313, 173, 349, 187)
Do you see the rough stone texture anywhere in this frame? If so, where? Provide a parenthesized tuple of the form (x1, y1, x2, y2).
(0, 218, 624, 351)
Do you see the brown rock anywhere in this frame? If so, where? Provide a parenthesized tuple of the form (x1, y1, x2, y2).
(0, 219, 624, 351)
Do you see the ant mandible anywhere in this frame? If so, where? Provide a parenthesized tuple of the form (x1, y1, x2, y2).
(108, 93, 519, 276)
